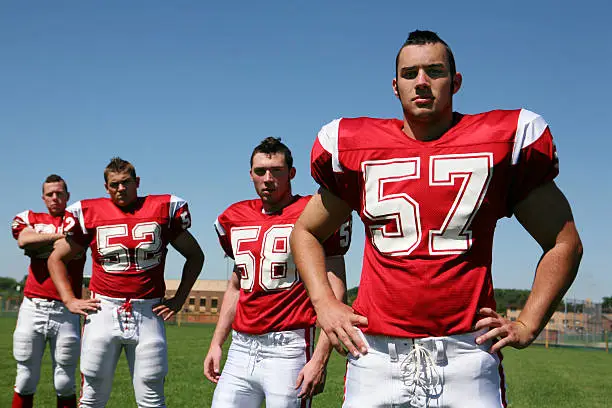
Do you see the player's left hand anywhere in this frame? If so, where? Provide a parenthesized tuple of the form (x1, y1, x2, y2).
(296, 357, 327, 398)
(152, 297, 183, 321)
(474, 307, 536, 353)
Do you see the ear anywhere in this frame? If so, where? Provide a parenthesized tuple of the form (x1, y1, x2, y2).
(135, 177, 141, 188)
(392, 78, 400, 99)
(66, 192, 70, 202)
(249, 169, 255, 182)
(452, 72, 462, 95)
(104, 183, 110, 195)
(289, 167, 296, 180)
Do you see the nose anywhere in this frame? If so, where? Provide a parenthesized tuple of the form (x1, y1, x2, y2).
(117, 183, 127, 191)
(263, 170, 274, 182)
(415, 69, 430, 88)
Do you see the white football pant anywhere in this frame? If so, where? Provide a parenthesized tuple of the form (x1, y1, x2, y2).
(212, 328, 315, 408)
(343, 328, 506, 408)
(79, 293, 168, 408)
(13, 296, 80, 397)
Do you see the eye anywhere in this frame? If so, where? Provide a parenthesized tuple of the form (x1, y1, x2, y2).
(426, 67, 446, 78)
(401, 69, 417, 79)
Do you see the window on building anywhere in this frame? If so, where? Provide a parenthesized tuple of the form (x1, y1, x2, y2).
(189, 297, 195, 305)
(200, 297, 207, 308)
(211, 298, 219, 312)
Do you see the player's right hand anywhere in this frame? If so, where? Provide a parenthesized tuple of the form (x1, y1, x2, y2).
(314, 297, 368, 357)
(65, 298, 101, 317)
(203, 345, 223, 384)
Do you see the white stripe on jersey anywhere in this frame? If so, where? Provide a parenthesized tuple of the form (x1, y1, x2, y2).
(213, 218, 226, 236)
(512, 109, 549, 165)
(66, 201, 87, 235)
(317, 119, 343, 172)
(14, 210, 31, 226)
(169, 195, 187, 226)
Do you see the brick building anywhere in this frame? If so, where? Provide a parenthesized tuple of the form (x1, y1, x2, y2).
(166, 279, 228, 324)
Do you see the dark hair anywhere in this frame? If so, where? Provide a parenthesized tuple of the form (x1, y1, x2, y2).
(42, 174, 68, 194)
(104, 157, 137, 182)
(395, 30, 456, 80)
(250, 137, 294, 169)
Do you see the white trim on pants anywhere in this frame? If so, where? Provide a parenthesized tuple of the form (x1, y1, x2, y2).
(343, 328, 507, 408)
(212, 327, 315, 408)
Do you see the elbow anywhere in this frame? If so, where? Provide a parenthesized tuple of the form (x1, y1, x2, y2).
(17, 239, 28, 249)
(189, 249, 205, 269)
(574, 237, 584, 265)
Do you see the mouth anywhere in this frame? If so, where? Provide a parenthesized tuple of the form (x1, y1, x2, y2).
(413, 95, 435, 105)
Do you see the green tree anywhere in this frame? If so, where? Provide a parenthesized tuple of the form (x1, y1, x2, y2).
(603, 296, 612, 313)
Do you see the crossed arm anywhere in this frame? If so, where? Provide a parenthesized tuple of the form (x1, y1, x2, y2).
(18, 227, 65, 250)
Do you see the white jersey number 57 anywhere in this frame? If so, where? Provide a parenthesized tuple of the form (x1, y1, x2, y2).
(362, 153, 493, 256)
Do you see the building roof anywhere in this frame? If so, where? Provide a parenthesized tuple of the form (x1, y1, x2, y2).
(165, 279, 228, 292)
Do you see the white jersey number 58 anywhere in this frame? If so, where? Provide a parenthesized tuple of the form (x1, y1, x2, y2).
(231, 225, 298, 292)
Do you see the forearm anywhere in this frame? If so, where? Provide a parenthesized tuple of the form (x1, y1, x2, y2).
(174, 253, 205, 302)
(291, 225, 336, 307)
(48, 256, 78, 303)
(18, 229, 64, 249)
(311, 256, 348, 361)
(518, 240, 582, 338)
(209, 286, 239, 348)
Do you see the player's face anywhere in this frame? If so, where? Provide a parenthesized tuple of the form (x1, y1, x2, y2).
(42, 182, 69, 217)
(393, 43, 462, 123)
(105, 171, 140, 208)
(250, 152, 295, 207)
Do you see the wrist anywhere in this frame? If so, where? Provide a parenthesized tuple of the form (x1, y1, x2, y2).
(310, 289, 338, 310)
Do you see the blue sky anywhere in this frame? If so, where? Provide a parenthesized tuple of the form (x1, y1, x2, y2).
(1, 1, 609, 302)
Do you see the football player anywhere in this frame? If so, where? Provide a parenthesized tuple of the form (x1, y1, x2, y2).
(11, 174, 85, 408)
(203, 137, 351, 407)
(290, 30, 583, 407)
(48, 157, 204, 408)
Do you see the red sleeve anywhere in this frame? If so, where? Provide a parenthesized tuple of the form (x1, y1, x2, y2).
(322, 214, 352, 256)
(11, 210, 31, 240)
(214, 213, 234, 259)
(509, 112, 559, 210)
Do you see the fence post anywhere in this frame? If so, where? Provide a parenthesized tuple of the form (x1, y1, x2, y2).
(605, 330, 608, 353)
(545, 328, 549, 349)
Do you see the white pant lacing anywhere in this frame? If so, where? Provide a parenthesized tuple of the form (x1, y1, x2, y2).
(393, 340, 445, 407)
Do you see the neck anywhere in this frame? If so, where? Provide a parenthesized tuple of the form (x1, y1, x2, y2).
(402, 110, 454, 142)
(262, 193, 295, 214)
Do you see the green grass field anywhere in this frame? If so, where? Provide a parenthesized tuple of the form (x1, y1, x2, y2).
(1, 317, 610, 407)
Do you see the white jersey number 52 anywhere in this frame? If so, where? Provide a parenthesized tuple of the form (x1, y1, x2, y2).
(363, 153, 493, 256)
(97, 222, 163, 272)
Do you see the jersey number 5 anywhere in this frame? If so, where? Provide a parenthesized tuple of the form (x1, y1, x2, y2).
(230, 225, 297, 292)
(363, 153, 493, 256)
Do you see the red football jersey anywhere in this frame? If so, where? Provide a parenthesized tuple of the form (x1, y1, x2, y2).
(67, 194, 191, 299)
(215, 195, 352, 334)
(311, 109, 558, 338)
(12, 210, 85, 300)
